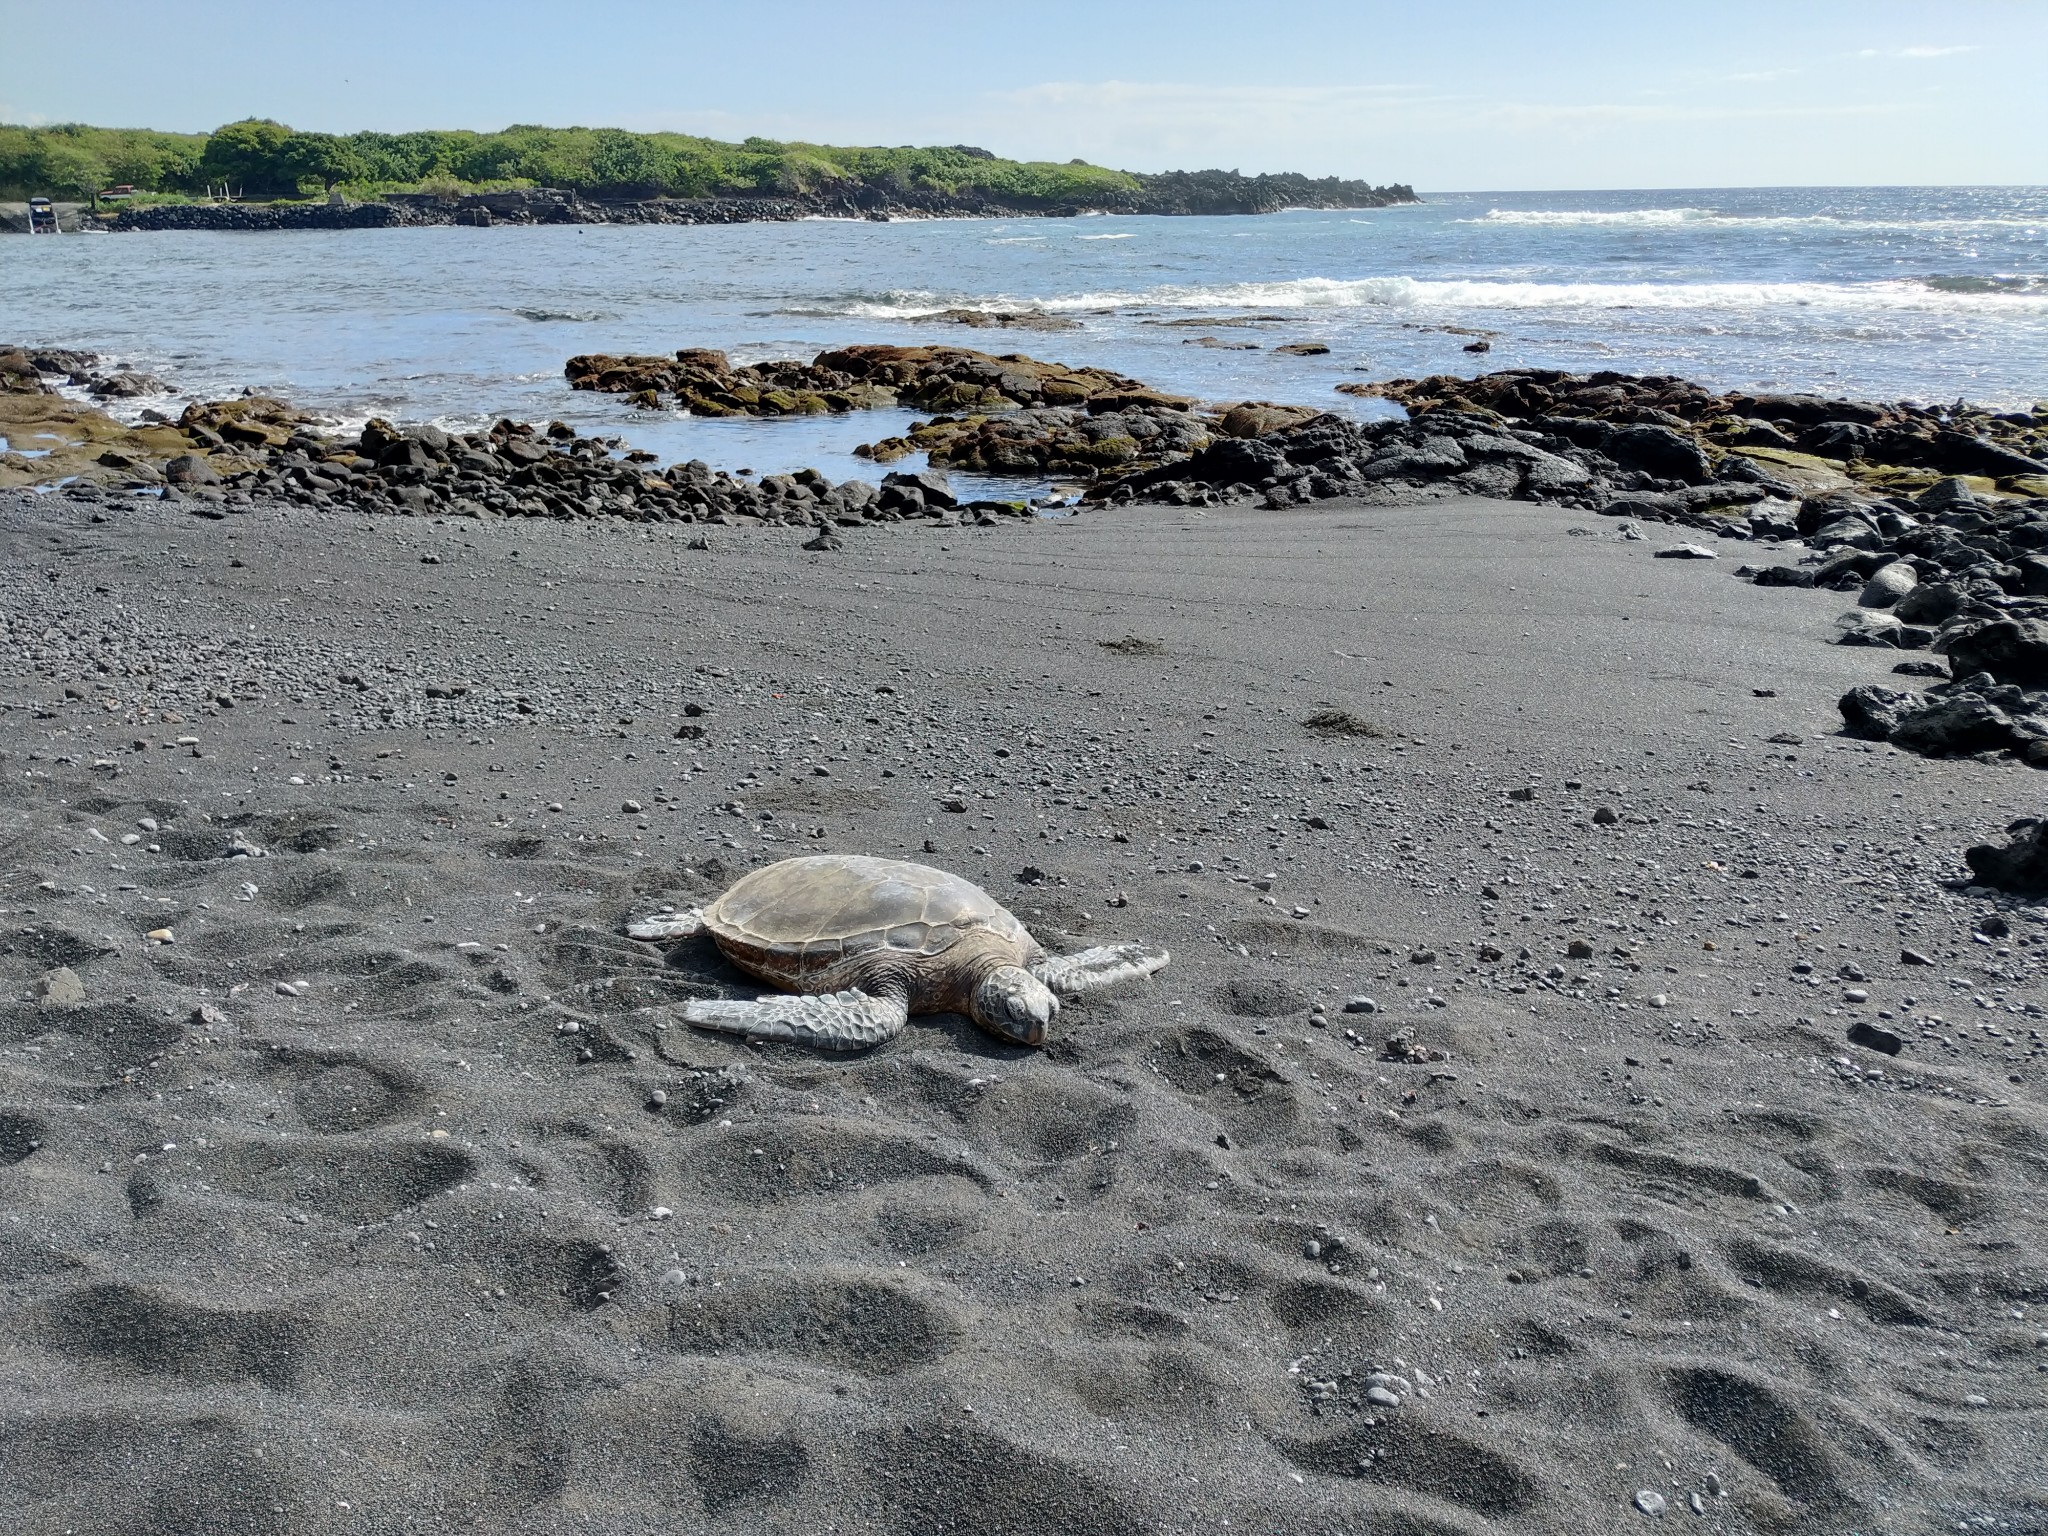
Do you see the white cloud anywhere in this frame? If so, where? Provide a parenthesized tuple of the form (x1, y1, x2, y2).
(1859, 44, 1980, 59)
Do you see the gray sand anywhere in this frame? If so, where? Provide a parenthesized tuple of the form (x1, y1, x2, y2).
(1, 488, 2043, 1533)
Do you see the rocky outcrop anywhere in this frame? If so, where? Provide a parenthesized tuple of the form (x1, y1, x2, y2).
(1346, 369, 2048, 500)
(877, 403, 1214, 478)
(37, 394, 1036, 530)
(0, 345, 166, 399)
(1813, 477, 2048, 763)
(566, 344, 1180, 421)
(1089, 408, 1614, 508)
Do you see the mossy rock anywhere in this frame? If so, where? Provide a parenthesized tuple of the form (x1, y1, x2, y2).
(854, 436, 915, 463)
(1068, 436, 1140, 467)
(218, 420, 290, 448)
(679, 393, 741, 418)
(1726, 446, 1853, 493)
(1039, 378, 1099, 405)
(0, 392, 192, 488)
(1846, 463, 1942, 493)
(1847, 466, 1999, 497)
(2003, 474, 2048, 498)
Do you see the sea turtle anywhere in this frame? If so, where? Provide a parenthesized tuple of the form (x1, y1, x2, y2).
(624, 854, 1168, 1050)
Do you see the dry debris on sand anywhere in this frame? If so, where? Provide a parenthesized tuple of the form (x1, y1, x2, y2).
(1, 486, 2045, 1533)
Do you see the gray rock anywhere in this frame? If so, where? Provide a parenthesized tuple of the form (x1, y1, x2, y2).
(36, 967, 85, 1010)
(1634, 1489, 1667, 1517)
(1918, 477, 1981, 512)
(164, 454, 220, 487)
(1603, 423, 1711, 482)
(1656, 544, 1717, 560)
(1888, 693, 2023, 756)
(1966, 817, 2048, 896)
(1858, 561, 1919, 608)
(1834, 610, 1905, 647)
(1811, 514, 1884, 550)
(1894, 582, 1965, 625)
(883, 467, 957, 509)
(1947, 618, 2048, 688)
(1752, 565, 1817, 588)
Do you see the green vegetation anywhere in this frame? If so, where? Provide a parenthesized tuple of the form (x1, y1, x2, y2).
(0, 118, 1144, 205)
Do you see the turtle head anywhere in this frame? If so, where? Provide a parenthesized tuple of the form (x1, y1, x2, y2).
(971, 965, 1058, 1046)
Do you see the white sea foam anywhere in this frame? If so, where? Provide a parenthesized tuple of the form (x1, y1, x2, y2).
(1076, 232, 1135, 240)
(1470, 208, 1714, 227)
(1466, 208, 2047, 233)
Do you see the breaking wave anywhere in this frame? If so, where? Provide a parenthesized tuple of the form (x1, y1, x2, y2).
(825, 274, 2048, 319)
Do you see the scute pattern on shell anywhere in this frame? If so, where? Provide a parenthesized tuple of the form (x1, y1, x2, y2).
(704, 855, 1031, 990)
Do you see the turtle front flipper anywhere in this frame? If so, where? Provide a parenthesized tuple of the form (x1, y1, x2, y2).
(1032, 944, 1170, 998)
(626, 908, 706, 942)
(682, 986, 909, 1050)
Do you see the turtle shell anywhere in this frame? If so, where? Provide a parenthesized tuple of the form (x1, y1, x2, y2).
(703, 855, 1033, 994)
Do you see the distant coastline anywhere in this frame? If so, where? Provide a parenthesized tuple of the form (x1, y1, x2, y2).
(0, 117, 1415, 233)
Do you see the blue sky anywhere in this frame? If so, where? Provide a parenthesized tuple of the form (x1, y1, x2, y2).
(3, 0, 2042, 189)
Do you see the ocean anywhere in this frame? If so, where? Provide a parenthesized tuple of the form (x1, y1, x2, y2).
(4, 184, 2044, 497)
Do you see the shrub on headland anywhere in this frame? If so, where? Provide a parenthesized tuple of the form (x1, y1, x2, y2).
(0, 118, 1411, 213)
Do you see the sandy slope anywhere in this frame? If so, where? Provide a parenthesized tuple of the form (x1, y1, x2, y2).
(1, 486, 2043, 1535)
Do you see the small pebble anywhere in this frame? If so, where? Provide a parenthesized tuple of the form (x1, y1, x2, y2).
(1634, 1489, 1667, 1516)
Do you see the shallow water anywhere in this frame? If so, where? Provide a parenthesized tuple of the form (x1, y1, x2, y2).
(3, 185, 2044, 487)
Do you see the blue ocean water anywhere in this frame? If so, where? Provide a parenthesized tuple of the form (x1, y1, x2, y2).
(3, 185, 2043, 492)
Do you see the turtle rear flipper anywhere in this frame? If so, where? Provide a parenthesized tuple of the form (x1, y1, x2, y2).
(683, 987, 908, 1050)
(627, 908, 706, 942)
(1033, 944, 1169, 998)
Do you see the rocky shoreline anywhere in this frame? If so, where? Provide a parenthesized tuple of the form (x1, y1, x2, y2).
(98, 175, 1418, 233)
(15, 339, 2048, 770)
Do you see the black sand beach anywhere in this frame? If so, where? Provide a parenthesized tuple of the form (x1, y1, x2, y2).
(2, 486, 2045, 1533)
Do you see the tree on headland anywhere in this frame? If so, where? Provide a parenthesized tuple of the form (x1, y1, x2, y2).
(281, 132, 366, 194)
(37, 140, 108, 206)
(199, 118, 294, 196)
